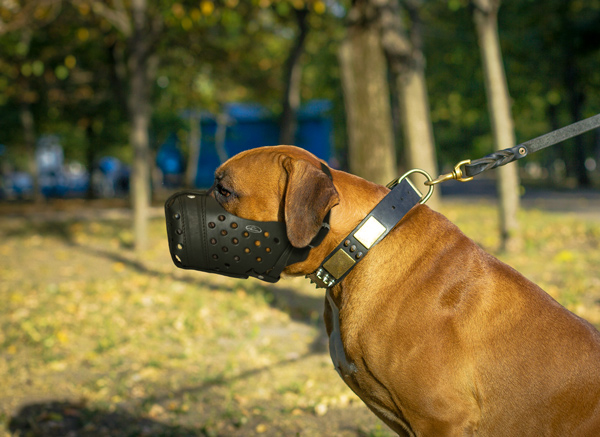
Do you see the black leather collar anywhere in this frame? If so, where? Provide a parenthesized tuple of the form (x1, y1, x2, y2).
(307, 178, 422, 289)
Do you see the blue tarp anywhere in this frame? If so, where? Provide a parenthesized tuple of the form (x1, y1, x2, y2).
(193, 100, 333, 188)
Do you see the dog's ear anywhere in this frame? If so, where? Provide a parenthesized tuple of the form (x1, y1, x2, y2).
(283, 158, 339, 248)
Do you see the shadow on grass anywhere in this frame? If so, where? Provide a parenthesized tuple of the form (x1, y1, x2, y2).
(146, 351, 319, 408)
(71, 242, 330, 346)
(0, 219, 77, 243)
(8, 400, 197, 437)
(263, 282, 329, 354)
(7, 354, 335, 437)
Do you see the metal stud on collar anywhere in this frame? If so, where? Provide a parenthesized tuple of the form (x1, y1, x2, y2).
(386, 169, 434, 205)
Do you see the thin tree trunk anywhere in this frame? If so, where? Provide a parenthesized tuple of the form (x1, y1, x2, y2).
(377, 0, 439, 208)
(560, 1, 589, 187)
(85, 124, 96, 199)
(339, 0, 396, 185)
(374, 0, 440, 208)
(186, 112, 201, 188)
(472, 0, 521, 252)
(215, 113, 229, 164)
(83, 0, 160, 252)
(565, 57, 589, 186)
(19, 102, 42, 203)
(17, 29, 42, 203)
(129, 0, 152, 254)
(280, 7, 309, 145)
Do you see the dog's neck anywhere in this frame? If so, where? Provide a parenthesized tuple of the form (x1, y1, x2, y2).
(284, 169, 389, 277)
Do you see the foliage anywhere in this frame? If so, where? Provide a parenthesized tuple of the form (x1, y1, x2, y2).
(0, 0, 599, 182)
(0, 0, 343, 164)
(422, 0, 600, 180)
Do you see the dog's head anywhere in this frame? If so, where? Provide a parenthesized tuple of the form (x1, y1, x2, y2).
(212, 145, 340, 249)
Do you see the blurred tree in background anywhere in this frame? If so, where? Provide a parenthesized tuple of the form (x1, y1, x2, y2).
(422, 0, 600, 179)
(382, 0, 440, 207)
(472, 0, 520, 251)
(339, 0, 397, 186)
(1, 0, 599, 251)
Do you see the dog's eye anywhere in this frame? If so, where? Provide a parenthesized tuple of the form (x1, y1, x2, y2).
(217, 184, 231, 198)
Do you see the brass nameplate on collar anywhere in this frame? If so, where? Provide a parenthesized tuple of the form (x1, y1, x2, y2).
(323, 249, 356, 279)
(354, 216, 386, 249)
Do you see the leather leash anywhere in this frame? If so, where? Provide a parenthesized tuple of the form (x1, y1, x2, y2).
(307, 114, 600, 289)
(426, 113, 600, 186)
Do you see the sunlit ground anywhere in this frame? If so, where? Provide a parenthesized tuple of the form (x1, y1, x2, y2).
(1, 196, 599, 436)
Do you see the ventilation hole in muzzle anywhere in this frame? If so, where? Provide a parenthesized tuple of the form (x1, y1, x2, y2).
(234, 256, 240, 261)
(187, 195, 196, 199)
(212, 254, 218, 259)
(244, 248, 250, 254)
(231, 223, 238, 229)
(177, 243, 183, 250)
(232, 238, 239, 245)
(222, 247, 228, 252)
(254, 240, 261, 247)
(264, 232, 269, 238)
(266, 247, 271, 253)
(218, 215, 226, 221)
(176, 229, 182, 235)
(210, 238, 217, 245)
(243, 231, 249, 238)
(225, 263, 230, 268)
(220, 230, 228, 236)
(173, 213, 180, 220)
(274, 238, 280, 244)
(256, 257, 262, 262)
(175, 255, 182, 263)
(208, 222, 215, 228)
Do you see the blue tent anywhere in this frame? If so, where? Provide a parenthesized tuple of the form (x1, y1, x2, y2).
(193, 100, 333, 188)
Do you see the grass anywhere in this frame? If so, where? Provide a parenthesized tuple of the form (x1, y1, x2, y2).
(1, 198, 599, 436)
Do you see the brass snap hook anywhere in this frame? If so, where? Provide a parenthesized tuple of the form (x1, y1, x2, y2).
(425, 159, 473, 186)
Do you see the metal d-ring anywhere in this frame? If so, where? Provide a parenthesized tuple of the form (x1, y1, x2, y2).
(387, 169, 434, 204)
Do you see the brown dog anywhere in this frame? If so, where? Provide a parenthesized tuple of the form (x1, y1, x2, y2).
(212, 145, 600, 436)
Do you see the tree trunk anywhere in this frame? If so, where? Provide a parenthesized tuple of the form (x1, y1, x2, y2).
(565, 52, 590, 187)
(377, 0, 439, 208)
(560, 1, 590, 187)
(215, 113, 229, 164)
(129, 0, 152, 254)
(17, 30, 42, 203)
(85, 124, 96, 199)
(185, 112, 201, 188)
(339, 0, 396, 186)
(279, 7, 309, 146)
(473, 0, 521, 252)
(19, 102, 42, 203)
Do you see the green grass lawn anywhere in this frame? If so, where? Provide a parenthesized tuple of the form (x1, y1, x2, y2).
(1, 199, 599, 436)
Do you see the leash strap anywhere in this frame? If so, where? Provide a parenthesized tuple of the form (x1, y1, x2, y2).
(428, 113, 600, 185)
(306, 178, 421, 289)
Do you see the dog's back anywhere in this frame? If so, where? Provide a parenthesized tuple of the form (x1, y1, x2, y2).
(332, 204, 600, 435)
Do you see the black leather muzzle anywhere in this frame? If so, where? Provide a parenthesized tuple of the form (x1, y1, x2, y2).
(165, 191, 327, 283)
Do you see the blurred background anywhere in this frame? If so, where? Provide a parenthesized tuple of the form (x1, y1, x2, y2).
(1, 1, 599, 436)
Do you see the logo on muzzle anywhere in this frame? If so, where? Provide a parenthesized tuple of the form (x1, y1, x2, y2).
(245, 225, 263, 234)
